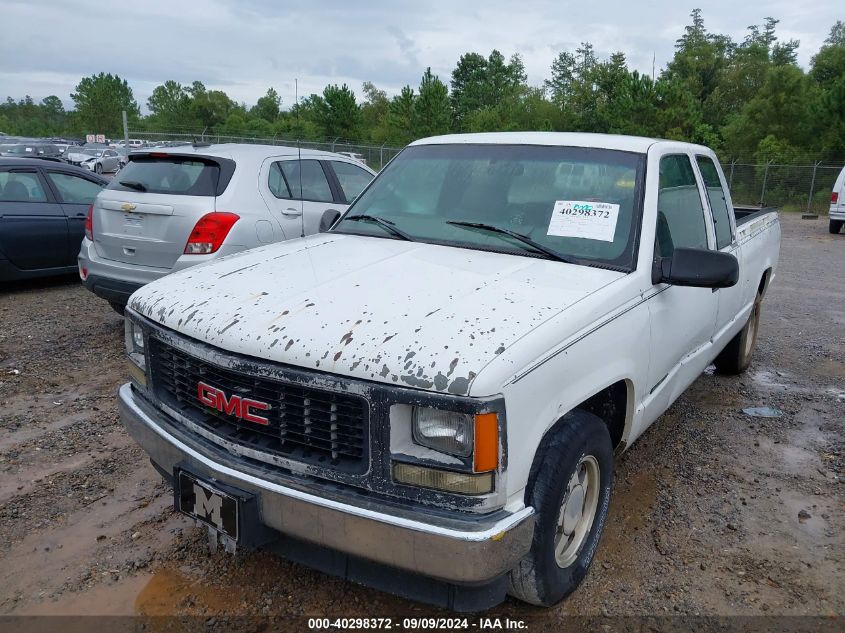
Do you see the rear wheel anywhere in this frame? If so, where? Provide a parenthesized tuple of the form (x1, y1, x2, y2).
(714, 292, 762, 374)
(508, 410, 613, 606)
(109, 301, 125, 316)
(830, 219, 843, 234)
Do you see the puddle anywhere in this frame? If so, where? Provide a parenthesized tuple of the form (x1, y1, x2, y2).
(136, 566, 247, 616)
(750, 370, 791, 390)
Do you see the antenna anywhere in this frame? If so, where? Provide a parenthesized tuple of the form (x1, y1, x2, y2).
(298, 138, 305, 238)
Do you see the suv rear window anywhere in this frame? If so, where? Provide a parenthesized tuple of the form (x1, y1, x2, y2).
(108, 156, 225, 196)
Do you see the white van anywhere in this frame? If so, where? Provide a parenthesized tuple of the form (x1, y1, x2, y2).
(831, 166, 845, 234)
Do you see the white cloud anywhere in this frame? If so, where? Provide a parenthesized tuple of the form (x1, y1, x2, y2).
(0, 0, 839, 112)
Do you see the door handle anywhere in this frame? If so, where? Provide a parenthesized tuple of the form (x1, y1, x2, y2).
(282, 207, 302, 217)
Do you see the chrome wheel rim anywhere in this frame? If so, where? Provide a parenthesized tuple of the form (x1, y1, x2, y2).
(554, 454, 600, 568)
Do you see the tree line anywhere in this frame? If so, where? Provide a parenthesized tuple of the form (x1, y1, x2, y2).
(2, 10, 843, 164)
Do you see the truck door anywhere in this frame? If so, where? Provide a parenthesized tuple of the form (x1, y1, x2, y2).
(694, 155, 745, 344)
(646, 153, 718, 408)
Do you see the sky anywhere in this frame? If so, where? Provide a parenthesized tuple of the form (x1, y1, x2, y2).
(0, 0, 840, 113)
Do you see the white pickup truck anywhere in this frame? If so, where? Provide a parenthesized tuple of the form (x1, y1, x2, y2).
(119, 132, 780, 611)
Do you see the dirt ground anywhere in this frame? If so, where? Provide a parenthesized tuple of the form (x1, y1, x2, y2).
(0, 212, 842, 626)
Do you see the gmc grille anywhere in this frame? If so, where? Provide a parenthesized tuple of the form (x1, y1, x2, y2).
(149, 338, 368, 473)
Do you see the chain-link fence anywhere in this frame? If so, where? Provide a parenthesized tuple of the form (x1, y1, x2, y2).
(721, 160, 842, 214)
(128, 131, 843, 213)
(128, 130, 404, 171)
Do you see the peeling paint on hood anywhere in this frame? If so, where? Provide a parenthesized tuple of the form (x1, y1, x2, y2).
(128, 233, 623, 395)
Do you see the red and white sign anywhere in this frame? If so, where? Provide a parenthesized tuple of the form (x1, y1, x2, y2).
(85, 134, 95, 143)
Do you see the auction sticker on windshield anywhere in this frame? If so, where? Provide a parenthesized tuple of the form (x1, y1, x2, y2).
(547, 200, 619, 242)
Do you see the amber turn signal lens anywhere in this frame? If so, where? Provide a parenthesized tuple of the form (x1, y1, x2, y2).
(393, 463, 493, 495)
(473, 413, 499, 472)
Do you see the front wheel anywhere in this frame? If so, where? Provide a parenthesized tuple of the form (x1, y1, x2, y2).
(95, 163, 103, 174)
(830, 219, 843, 234)
(508, 410, 613, 606)
(714, 292, 762, 374)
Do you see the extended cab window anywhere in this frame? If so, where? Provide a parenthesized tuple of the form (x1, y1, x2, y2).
(333, 144, 645, 270)
(696, 156, 733, 249)
(655, 155, 708, 258)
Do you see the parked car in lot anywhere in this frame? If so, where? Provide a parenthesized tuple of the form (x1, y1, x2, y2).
(0, 143, 64, 159)
(79, 143, 376, 313)
(0, 158, 107, 281)
(119, 132, 780, 610)
(64, 147, 122, 173)
(830, 165, 845, 234)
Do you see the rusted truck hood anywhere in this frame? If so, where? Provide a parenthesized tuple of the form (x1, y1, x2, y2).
(128, 233, 622, 395)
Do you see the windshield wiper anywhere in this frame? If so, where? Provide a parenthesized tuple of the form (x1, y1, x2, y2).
(446, 221, 578, 265)
(118, 180, 147, 192)
(342, 214, 413, 241)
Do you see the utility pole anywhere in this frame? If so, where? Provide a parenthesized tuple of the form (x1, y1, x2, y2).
(122, 110, 129, 149)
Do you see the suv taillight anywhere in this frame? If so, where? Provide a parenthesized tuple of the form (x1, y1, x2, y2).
(184, 212, 240, 255)
(85, 204, 94, 240)
(833, 192, 839, 204)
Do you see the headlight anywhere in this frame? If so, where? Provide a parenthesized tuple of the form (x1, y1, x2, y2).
(412, 407, 473, 457)
(124, 317, 146, 372)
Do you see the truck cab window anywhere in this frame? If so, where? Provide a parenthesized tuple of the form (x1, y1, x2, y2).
(696, 156, 733, 249)
(656, 154, 708, 258)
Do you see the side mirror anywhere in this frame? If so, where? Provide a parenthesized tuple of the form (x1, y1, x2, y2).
(319, 209, 342, 233)
(652, 247, 739, 288)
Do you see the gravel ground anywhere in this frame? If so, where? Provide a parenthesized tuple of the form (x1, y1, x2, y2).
(0, 212, 842, 625)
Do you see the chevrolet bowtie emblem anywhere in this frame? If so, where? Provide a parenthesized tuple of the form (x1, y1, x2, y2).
(121, 203, 137, 212)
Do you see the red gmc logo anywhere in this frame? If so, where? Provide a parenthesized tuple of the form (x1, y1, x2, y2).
(197, 381, 270, 426)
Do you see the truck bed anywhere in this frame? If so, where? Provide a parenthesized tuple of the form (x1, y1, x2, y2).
(734, 205, 777, 226)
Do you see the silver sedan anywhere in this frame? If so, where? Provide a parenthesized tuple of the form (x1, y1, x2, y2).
(65, 147, 122, 174)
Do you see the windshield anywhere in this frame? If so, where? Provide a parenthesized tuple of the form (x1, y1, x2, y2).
(80, 149, 103, 157)
(332, 144, 645, 270)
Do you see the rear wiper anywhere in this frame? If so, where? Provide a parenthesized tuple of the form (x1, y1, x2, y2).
(342, 214, 413, 241)
(118, 180, 147, 192)
(447, 221, 578, 265)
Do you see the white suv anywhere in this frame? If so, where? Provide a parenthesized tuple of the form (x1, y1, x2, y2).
(78, 143, 376, 313)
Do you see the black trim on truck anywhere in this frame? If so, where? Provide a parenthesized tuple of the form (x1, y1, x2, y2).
(734, 205, 777, 225)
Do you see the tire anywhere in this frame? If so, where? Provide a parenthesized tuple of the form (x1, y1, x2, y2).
(508, 410, 613, 607)
(95, 163, 103, 174)
(109, 301, 125, 316)
(830, 220, 843, 234)
(713, 292, 762, 375)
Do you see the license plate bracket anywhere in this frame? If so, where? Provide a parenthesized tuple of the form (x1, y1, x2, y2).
(176, 470, 241, 541)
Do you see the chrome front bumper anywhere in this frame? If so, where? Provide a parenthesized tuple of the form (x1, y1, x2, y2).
(118, 383, 534, 584)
